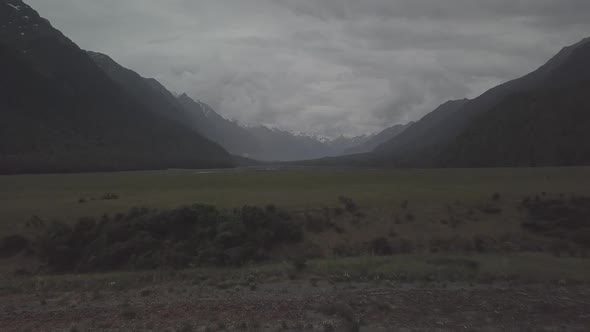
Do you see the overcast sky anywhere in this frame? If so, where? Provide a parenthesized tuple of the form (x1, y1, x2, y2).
(27, 0, 590, 137)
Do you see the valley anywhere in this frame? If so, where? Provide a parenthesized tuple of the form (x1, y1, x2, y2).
(2, 0, 590, 330)
(1, 167, 590, 330)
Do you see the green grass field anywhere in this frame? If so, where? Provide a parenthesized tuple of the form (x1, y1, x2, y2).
(1, 167, 590, 233)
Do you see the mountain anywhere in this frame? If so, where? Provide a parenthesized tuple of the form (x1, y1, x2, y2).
(243, 125, 332, 161)
(439, 48, 590, 167)
(0, 0, 232, 174)
(95, 73, 376, 162)
(344, 123, 412, 155)
(87, 49, 387, 162)
(373, 99, 470, 165)
(439, 83, 590, 167)
(371, 37, 590, 167)
(88, 52, 267, 160)
(176, 94, 372, 161)
(176, 94, 262, 158)
(87, 51, 193, 126)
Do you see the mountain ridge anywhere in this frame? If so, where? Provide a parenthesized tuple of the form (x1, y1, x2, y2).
(294, 36, 590, 168)
(0, 0, 233, 174)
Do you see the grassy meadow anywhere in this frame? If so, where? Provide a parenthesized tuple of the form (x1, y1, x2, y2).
(1, 166, 590, 234)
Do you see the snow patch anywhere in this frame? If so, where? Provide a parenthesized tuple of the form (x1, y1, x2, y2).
(6, 3, 20, 11)
(196, 100, 213, 117)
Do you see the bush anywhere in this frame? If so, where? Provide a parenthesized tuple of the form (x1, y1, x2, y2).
(333, 243, 367, 257)
(474, 234, 497, 252)
(303, 243, 324, 259)
(27, 203, 303, 272)
(429, 236, 475, 253)
(522, 195, 590, 247)
(369, 237, 392, 256)
(304, 212, 327, 233)
(291, 256, 307, 271)
(391, 238, 415, 254)
(338, 196, 357, 213)
(478, 205, 502, 214)
(120, 307, 138, 320)
(101, 193, 119, 200)
(0, 235, 29, 257)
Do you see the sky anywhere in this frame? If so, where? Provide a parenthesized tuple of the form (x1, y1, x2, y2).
(27, 0, 590, 137)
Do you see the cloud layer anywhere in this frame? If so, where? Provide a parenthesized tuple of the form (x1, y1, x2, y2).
(27, 0, 590, 137)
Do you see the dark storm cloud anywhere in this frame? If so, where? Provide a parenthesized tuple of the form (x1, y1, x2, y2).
(26, 0, 590, 136)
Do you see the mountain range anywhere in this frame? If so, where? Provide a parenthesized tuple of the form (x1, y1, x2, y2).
(89, 51, 394, 162)
(1, 0, 402, 173)
(89, 48, 408, 162)
(303, 37, 590, 168)
(0, 0, 232, 173)
(2, 0, 589, 173)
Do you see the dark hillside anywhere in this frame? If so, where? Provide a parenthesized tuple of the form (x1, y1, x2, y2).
(369, 38, 590, 167)
(0, 0, 232, 173)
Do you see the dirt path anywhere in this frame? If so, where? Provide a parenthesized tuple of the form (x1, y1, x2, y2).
(1, 280, 589, 331)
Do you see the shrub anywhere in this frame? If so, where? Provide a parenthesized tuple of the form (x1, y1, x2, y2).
(387, 228, 397, 238)
(0, 235, 29, 257)
(391, 238, 415, 254)
(429, 236, 475, 253)
(478, 205, 502, 214)
(303, 243, 324, 259)
(338, 196, 357, 213)
(305, 212, 328, 233)
(291, 256, 307, 271)
(400, 200, 409, 209)
(121, 307, 137, 320)
(101, 193, 119, 200)
(474, 234, 497, 252)
(28, 203, 303, 272)
(333, 243, 367, 257)
(333, 207, 344, 216)
(369, 237, 392, 256)
(27, 216, 45, 229)
(522, 196, 531, 206)
(521, 195, 590, 247)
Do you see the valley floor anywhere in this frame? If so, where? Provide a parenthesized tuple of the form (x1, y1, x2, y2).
(1, 167, 590, 331)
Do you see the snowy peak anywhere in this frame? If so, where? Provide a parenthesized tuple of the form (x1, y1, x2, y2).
(177, 93, 217, 119)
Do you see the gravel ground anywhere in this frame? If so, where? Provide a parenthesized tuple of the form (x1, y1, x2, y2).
(1, 278, 589, 331)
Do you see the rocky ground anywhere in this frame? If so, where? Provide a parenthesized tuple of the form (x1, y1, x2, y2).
(1, 277, 589, 331)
